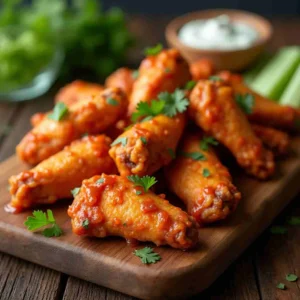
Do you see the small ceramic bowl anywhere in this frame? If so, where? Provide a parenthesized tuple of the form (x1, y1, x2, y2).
(165, 9, 273, 71)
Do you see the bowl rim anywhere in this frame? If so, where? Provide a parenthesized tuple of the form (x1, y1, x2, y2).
(165, 9, 273, 54)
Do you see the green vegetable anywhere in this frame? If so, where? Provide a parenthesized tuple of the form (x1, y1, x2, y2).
(111, 137, 127, 147)
(24, 210, 63, 237)
(270, 225, 287, 234)
(144, 43, 163, 56)
(82, 219, 89, 229)
(133, 247, 161, 264)
(96, 178, 104, 185)
(209, 76, 222, 81)
(71, 187, 80, 197)
(106, 98, 118, 106)
(167, 148, 176, 159)
(286, 274, 298, 282)
(277, 283, 286, 290)
(181, 152, 206, 161)
(140, 137, 147, 145)
(287, 216, 300, 225)
(48, 102, 69, 121)
(131, 101, 165, 122)
(200, 136, 218, 151)
(250, 47, 300, 100)
(202, 168, 210, 177)
(135, 190, 142, 195)
(280, 65, 300, 107)
(127, 175, 157, 192)
(235, 93, 255, 114)
(184, 80, 196, 90)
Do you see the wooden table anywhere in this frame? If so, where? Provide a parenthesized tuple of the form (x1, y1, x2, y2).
(0, 16, 300, 300)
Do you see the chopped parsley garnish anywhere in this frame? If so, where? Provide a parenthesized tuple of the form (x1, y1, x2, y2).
(286, 274, 298, 282)
(81, 132, 89, 137)
(167, 148, 176, 159)
(136, 190, 142, 195)
(184, 80, 197, 90)
(200, 136, 219, 151)
(235, 93, 255, 114)
(132, 70, 139, 79)
(165, 67, 171, 73)
(140, 137, 147, 145)
(181, 151, 206, 161)
(144, 43, 163, 56)
(106, 97, 119, 106)
(111, 137, 128, 147)
(209, 76, 222, 81)
(96, 178, 104, 185)
(82, 219, 89, 229)
(277, 283, 286, 290)
(131, 101, 165, 122)
(134, 247, 161, 264)
(158, 89, 189, 117)
(287, 216, 300, 225)
(127, 175, 157, 192)
(270, 225, 287, 234)
(24, 210, 63, 237)
(48, 102, 68, 121)
(71, 187, 80, 197)
(202, 168, 210, 177)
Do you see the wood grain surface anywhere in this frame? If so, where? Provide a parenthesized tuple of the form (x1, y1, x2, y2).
(0, 16, 300, 300)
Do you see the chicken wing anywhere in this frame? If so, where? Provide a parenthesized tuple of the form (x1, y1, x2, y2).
(55, 80, 104, 106)
(68, 174, 198, 249)
(17, 87, 127, 165)
(218, 71, 300, 131)
(190, 58, 215, 81)
(8, 135, 116, 213)
(165, 133, 241, 224)
(189, 80, 275, 179)
(105, 67, 135, 98)
(128, 48, 190, 115)
(109, 114, 186, 176)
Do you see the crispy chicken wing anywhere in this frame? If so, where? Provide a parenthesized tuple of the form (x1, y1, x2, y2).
(105, 67, 135, 97)
(109, 114, 186, 176)
(128, 49, 191, 115)
(17, 87, 127, 165)
(190, 58, 215, 81)
(55, 80, 104, 106)
(165, 133, 241, 224)
(68, 174, 198, 249)
(9, 135, 116, 213)
(189, 80, 275, 179)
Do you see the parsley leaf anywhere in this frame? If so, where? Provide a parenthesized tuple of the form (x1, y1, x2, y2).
(185, 80, 196, 90)
(127, 175, 157, 192)
(286, 274, 298, 282)
(277, 283, 286, 290)
(71, 187, 80, 197)
(158, 89, 189, 117)
(48, 102, 68, 121)
(200, 136, 219, 151)
(167, 148, 176, 159)
(136, 190, 142, 195)
(24, 210, 63, 237)
(165, 67, 171, 73)
(270, 225, 287, 234)
(132, 70, 139, 79)
(287, 216, 300, 225)
(82, 219, 89, 229)
(106, 98, 119, 106)
(134, 247, 161, 264)
(96, 178, 104, 185)
(131, 101, 165, 122)
(209, 76, 222, 81)
(111, 137, 127, 147)
(140, 137, 147, 145)
(181, 151, 206, 161)
(202, 168, 210, 177)
(235, 93, 255, 114)
(144, 43, 163, 56)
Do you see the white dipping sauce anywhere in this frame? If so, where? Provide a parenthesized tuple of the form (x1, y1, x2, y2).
(178, 15, 258, 50)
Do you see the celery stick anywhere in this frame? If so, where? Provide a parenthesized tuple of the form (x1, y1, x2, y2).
(280, 65, 300, 107)
(250, 47, 300, 100)
(243, 53, 272, 85)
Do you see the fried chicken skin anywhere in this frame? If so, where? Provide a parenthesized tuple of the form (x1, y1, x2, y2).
(9, 135, 116, 213)
(190, 59, 215, 81)
(109, 114, 186, 176)
(252, 124, 290, 156)
(17, 87, 128, 165)
(68, 174, 198, 249)
(165, 133, 241, 224)
(128, 49, 191, 115)
(55, 80, 104, 106)
(105, 67, 135, 97)
(189, 80, 275, 179)
(218, 71, 300, 131)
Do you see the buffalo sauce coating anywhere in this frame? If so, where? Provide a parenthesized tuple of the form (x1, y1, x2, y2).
(9, 135, 116, 212)
(165, 133, 241, 224)
(189, 80, 274, 180)
(68, 175, 199, 249)
(109, 114, 186, 176)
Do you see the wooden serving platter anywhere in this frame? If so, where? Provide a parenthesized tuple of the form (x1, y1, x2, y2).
(1, 138, 300, 299)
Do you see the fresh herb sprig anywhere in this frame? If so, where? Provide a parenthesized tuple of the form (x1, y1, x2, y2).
(235, 93, 255, 114)
(134, 247, 161, 264)
(48, 103, 68, 121)
(200, 136, 219, 151)
(144, 43, 163, 56)
(127, 175, 157, 192)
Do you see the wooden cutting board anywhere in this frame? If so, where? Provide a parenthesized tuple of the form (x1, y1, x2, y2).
(1, 138, 300, 299)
